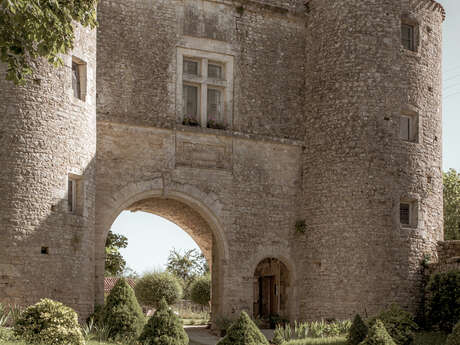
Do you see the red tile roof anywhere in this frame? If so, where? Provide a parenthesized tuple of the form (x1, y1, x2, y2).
(104, 277, 137, 293)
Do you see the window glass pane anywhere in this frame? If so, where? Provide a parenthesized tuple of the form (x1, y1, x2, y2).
(400, 116, 410, 141)
(208, 64, 222, 79)
(183, 85, 198, 120)
(400, 203, 410, 225)
(207, 89, 222, 123)
(184, 60, 199, 76)
(401, 24, 414, 50)
(72, 62, 81, 99)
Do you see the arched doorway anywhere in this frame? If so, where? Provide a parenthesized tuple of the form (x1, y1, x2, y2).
(253, 258, 290, 321)
(94, 186, 228, 324)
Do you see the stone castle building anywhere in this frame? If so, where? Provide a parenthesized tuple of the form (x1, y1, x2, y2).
(0, 0, 446, 323)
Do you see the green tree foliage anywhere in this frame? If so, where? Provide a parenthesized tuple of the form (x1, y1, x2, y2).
(358, 320, 396, 345)
(167, 248, 209, 298)
(0, 0, 98, 84)
(190, 274, 211, 307)
(105, 230, 128, 276)
(347, 314, 369, 345)
(13, 298, 84, 345)
(425, 270, 460, 332)
(217, 311, 269, 345)
(135, 271, 183, 309)
(369, 305, 417, 345)
(139, 298, 189, 345)
(444, 169, 460, 240)
(103, 277, 145, 341)
(447, 321, 460, 345)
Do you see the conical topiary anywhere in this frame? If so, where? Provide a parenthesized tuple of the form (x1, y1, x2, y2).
(347, 314, 369, 345)
(358, 320, 396, 345)
(138, 297, 188, 345)
(103, 277, 145, 341)
(447, 320, 460, 345)
(216, 311, 269, 345)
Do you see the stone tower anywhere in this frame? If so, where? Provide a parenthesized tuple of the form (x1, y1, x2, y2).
(0, 25, 97, 317)
(300, 0, 444, 316)
(0, 0, 445, 322)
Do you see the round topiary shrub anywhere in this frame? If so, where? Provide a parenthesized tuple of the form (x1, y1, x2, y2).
(217, 311, 269, 345)
(135, 271, 183, 308)
(425, 270, 460, 332)
(190, 274, 211, 307)
(103, 277, 145, 341)
(446, 320, 460, 345)
(13, 298, 84, 345)
(347, 314, 369, 345)
(138, 297, 189, 345)
(369, 304, 418, 345)
(358, 319, 396, 345)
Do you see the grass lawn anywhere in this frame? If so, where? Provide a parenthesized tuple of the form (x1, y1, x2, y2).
(284, 337, 347, 345)
(414, 331, 448, 345)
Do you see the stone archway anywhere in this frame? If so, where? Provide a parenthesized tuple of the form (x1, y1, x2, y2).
(253, 258, 291, 322)
(94, 182, 228, 323)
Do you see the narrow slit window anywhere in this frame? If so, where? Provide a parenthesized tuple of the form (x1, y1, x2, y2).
(400, 115, 411, 141)
(400, 203, 410, 225)
(72, 62, 81, 99)
(68, 178, 76, 213)
(183, 84, 199, 121)
(402, 24, 415, 51)
(207, 88, 222, 123)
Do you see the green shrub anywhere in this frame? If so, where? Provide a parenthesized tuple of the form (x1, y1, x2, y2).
(135, 271, 183, 308)
(190, 274, 211, 307)
(103, 277, 145, 341)
(425, 270, 460, 332)
(359, 320, 396, 345)
(139, 297, 188, 345)
(369, 305, 417, 345)
(284, 338, 347, 345)
(347, 314, 368, 345)
(0, 327, 18, 342)
(217, 311, 269, 345)
(13, 298, 84, 345)
(447, 321, 460, 345)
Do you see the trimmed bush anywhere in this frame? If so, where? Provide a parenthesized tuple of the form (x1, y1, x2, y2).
(13, 298, 84, 345)
(347, 314, 368, 345)
(217, 311, 269, 345)
(369, 305, 417, 345)
(135, 271, 183, 308)
(103, 277, 145, 341)
(358, 320, 396, 345)
(447, 321, 460, 345)
(139, 297, 189, 345)
(425, 270, 460, 332)
(190, 274, 211, 307)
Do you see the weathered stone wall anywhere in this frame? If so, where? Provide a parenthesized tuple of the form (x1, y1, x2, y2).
(299, 0, 444, 318)
(0, 25, 97, 317)
(428, 241, 460, 274)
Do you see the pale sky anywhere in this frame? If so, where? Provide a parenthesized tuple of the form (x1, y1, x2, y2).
(112, 0, 460, 275)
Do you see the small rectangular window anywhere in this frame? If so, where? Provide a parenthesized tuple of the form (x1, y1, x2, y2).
(207, 88, 222, 123)
(400, 203, 410, 225)
(402, 24, 415, 51)
(72, 57, 87, 101)
(68, 178, 76, 213)
(400, 113, 418, 142)
(184, 59, 199, 76)
(208, 63, 223, 79)
(183, 84, 199, 121)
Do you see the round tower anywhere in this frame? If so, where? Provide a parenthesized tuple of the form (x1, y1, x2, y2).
(299, 0, 444, 318)
(0, 24, 97, 317)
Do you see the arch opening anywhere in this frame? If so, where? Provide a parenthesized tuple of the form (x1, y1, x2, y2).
(253, 258, 290, 322)
(96, 190, 227, 324)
